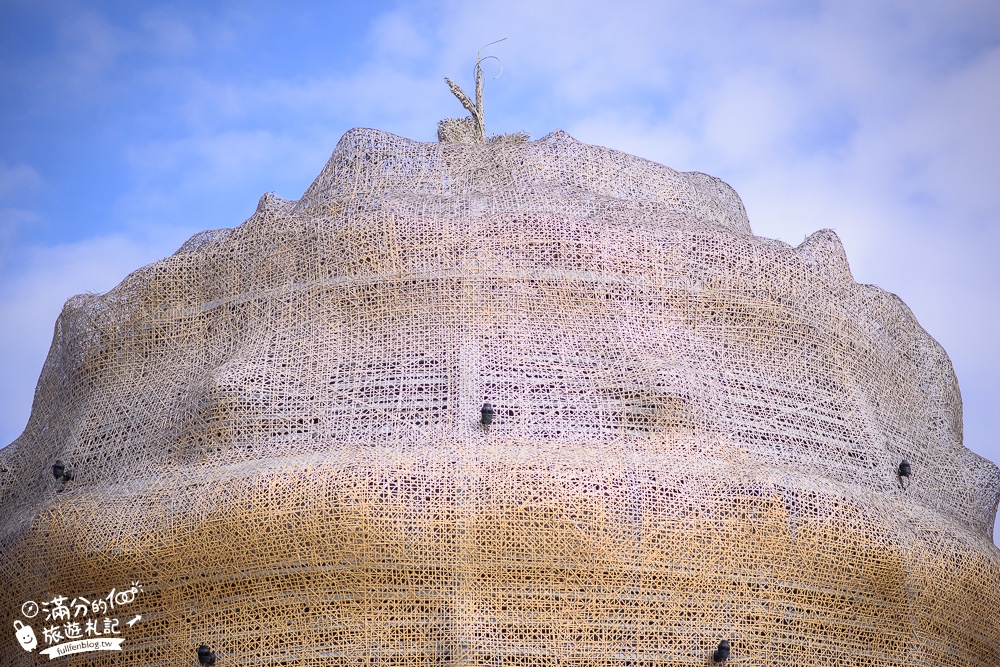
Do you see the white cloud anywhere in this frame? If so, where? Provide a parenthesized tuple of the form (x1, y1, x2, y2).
(139, 7, 198, 57)
(0, 160, 42, 200)
(370, 9, 431, 61)
(53, 8, 126, 88)
(0, 160, 44, 271)
(124, 129, 322, 192)
(886, 46, 1000, 218)
(700, 72, 807, 166)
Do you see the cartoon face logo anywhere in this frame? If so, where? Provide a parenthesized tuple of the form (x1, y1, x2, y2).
(14, 620, 37, 652)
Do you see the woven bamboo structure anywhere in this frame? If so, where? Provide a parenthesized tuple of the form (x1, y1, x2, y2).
(1, 127, 998, 666)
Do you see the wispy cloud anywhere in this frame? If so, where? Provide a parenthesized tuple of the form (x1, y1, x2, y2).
(0, 160, 42, 200)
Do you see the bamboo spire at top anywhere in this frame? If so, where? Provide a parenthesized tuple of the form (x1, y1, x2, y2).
(440, 38, 506, 143)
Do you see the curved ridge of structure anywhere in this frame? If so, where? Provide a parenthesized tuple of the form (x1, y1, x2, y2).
(299, 128, 752, 235)
(0, 128, 997, 667)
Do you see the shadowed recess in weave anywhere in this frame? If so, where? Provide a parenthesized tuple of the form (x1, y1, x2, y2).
(1, 128, 998, 666)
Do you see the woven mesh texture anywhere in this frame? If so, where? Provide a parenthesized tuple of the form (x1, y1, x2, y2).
(1, 128, 998, 666)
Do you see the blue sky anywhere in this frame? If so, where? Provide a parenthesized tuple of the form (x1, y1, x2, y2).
(1, 1, 998, 539)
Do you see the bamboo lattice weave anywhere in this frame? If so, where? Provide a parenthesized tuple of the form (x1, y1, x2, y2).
(0, 128, 998, 666)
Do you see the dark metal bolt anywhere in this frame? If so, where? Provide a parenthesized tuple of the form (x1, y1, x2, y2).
(197, 643, 216, 666)
(713, 639, 730, 663)
(52, 460, 73, 482)
(481, 402, 494, 430)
